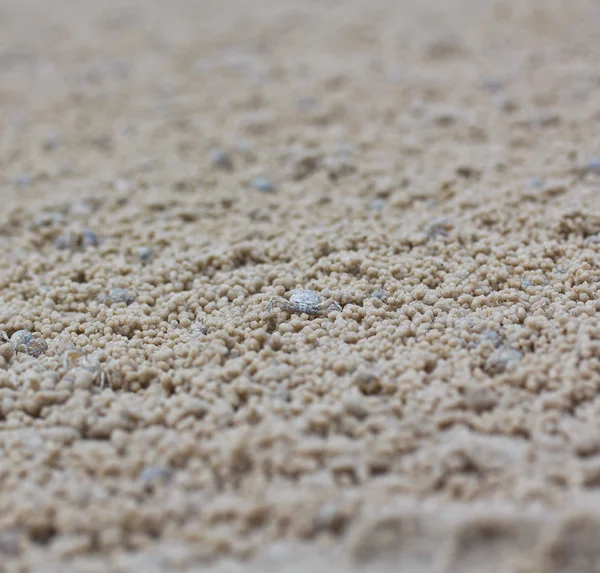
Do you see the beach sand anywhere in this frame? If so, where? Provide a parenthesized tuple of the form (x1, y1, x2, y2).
(1, 0, 600, 571)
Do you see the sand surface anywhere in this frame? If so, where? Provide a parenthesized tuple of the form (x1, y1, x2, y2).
(1, 0, 600, 571)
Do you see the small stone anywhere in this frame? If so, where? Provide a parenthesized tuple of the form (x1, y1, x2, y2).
(210, 149, 233, 170)
(82, 229, 99, 248)
(137, 246, 153, 262)
(100, 288, 137, 306)
(371, 289, 388, 302)
(9, 330, 47, 357)
(190, 322, 208, 336)
(588, 157, 600, 171)
(10, 330, 33, 351)
(251, 176, 275, 193)
(140, 466, 172, 491)
(14, 175, 32, 188)
(526, 177, 544, 189)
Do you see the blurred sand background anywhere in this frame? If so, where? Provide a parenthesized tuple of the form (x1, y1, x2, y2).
(1, 0, 600, 571)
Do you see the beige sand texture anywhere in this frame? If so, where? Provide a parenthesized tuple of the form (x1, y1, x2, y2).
(2, 0, 600, 571)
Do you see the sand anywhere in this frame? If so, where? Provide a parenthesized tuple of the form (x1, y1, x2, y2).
(1, 0, 600, 571)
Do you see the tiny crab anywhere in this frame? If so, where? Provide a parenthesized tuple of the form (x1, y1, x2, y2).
(61, 348, 112, 389)
(267, 289, 342, 316)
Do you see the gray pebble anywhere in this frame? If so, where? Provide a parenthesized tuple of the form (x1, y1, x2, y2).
(9, 330, 47, 357)
(526, 177, 544, 189)
(10, 330, 33, 349)
(14, 175, 32, 188)
(140, 466, 172, 490)
(588, 157, 600, 171)
(251, 176, 276, 193)
(137, 246, 153, 262)
(82, 229, 100, 248)
(369, 199, 386, 211)
(210, 149, 233, 170)
(100, 288, 137, 306)
(371, 288, 389, 301)
(190, 322, 208, 336)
